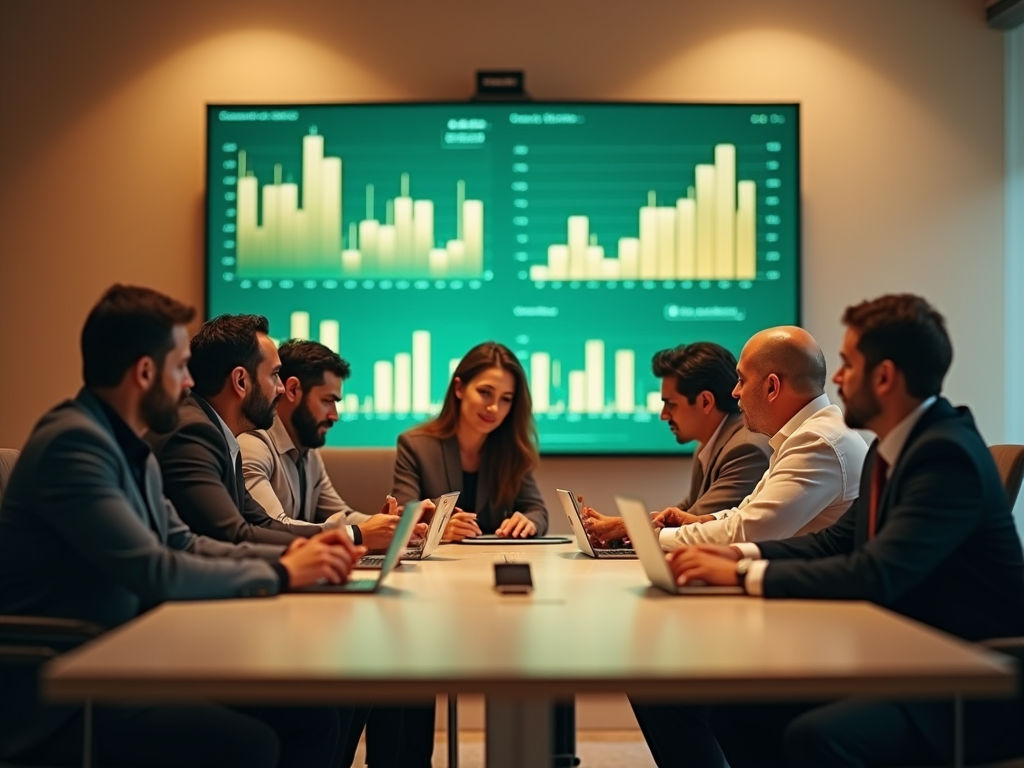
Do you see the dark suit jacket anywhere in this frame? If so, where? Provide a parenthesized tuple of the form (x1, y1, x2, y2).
(147, 395, 318, 545)
(393, 431, 549, 535)
(678, 412, 771, 517)
(758, 398, 1024, 642)
(0, 390, 284, 758)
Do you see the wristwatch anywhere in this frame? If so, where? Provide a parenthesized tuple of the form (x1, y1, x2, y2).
(735, 557, 753, 592)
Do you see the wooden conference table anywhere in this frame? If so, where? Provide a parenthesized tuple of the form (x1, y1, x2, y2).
(45, 542, 1016, 768)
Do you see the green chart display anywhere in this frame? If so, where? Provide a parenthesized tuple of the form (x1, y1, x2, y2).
(207, 102, 800, 454)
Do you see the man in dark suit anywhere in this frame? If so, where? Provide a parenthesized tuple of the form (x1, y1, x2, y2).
(648, 294, 1024, 767)
(0, 285, 364, 767)
(579, 342, 770, 545)
(148, 314, 326, 546)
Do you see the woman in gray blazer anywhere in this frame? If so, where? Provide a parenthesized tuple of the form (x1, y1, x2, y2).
(366, 343, 550, 768)
(393, 341, 548, 539)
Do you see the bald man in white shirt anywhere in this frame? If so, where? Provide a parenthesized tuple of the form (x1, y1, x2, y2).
(656, 326, 867, 549)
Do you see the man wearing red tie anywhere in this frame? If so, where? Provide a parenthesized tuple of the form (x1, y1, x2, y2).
(635, 294, 1024, 767)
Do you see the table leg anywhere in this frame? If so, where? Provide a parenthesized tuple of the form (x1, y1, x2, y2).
(951, 695, 963, 768)
(485, 697, 553, 768)
(82, 700, 93, 768)
(448, 694, 459, 768)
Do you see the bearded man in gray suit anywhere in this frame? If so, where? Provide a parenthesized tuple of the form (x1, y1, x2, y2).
(0, 285, 364, 768)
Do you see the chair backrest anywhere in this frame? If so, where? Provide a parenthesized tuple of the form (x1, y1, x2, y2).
(0, 449, 19, 500)
(990, 444, 1024, 512)
(319, 447, 397, 516)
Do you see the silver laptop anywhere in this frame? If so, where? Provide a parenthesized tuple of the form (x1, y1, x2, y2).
(557, 489, 636, 559)
(615, 496, 744, 595)
(357, 492, 460, 568)
(299, 501, 425, 593)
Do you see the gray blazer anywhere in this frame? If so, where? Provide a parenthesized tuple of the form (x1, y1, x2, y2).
(147, 394, 318, 545)
(393, 431, 548, 535)
(678, 412, 771, 518)
(0, 389, 283, 758)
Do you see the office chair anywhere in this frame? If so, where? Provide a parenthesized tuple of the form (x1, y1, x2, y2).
(0, 449, 104, 768)
(931, 446, 1024, 768)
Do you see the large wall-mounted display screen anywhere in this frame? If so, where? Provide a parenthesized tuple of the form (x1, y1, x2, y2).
(206, 102, 800, 454)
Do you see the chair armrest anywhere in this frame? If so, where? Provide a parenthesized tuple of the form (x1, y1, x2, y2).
(0, 615, 104, 646)
(980, 636, 1024, 664)
(0, 645, 59, 665)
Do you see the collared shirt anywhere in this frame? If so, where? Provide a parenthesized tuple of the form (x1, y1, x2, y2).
(237, 415, 371, 537)
(204, 398, 241, 471)
(95, 396, 151, 496)
(696, 413, 728, 474)
(876, 396, 937, 477)
(660, 393, 868, 549)
(736, 396, 939, 596)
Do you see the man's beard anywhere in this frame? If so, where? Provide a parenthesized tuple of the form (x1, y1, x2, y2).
(291, 398, 333, 448)
(141, 379, 183, 434)
(242, 385, 278, 431)
(840, 385, 881, 430)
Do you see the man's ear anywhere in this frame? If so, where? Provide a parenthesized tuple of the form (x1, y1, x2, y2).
(873, 360, 898, 397)
(230, 366, 247, 399)
(284, 376, 303, 403)
(765, 373, 781, 403)
(133, 356, 157, 392)
(699, 391, 716, 414)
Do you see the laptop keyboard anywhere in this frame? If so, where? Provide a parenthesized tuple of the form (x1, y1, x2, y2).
(358, 555, 385, 567)
(597, 548, 636, 556)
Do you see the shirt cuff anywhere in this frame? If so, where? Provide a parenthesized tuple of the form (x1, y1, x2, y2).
(744, 559, 769, 596)
(349, 525, 363, 545)
(659, 527, 680, 551)
(733, 542, 762, 559)
(713, 510, 729, 520)
(271, 563, 290, 592)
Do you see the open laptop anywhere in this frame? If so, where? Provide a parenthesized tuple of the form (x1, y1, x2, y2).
(557, 489, 636, 559)
(615, 496, 744, 595)
(357, 491, 460, 568)
(298, 501, 424, 593)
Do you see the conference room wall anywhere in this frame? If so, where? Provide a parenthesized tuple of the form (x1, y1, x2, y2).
(0, 1, 1006, 482)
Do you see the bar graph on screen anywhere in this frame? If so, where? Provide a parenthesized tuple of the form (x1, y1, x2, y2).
(284, 312, 663, 421)
(233, 132, 485, 280)
(516, 140, 781, 285)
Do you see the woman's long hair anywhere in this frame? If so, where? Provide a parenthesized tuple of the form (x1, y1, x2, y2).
(413, 342, 539, 510)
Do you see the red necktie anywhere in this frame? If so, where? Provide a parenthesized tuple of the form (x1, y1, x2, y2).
(867, 455, 889, 539)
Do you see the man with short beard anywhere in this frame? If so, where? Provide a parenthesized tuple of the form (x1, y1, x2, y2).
(148, 314, 322, 545)
(0, 287, 364, 767)
(239, 340, 407, 550)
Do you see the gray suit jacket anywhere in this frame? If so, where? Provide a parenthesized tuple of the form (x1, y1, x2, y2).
(147, 395, 318, 545)
(0, 389, 282, 758)
(393, 431, 549, 535)
(678, 412, 771, 517)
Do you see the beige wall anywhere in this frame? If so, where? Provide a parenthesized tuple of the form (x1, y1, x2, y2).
(0, 0, 1006, 484)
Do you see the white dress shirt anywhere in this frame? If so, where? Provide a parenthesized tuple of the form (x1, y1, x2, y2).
(238, 415, 371, 540)
(735, 396, 938, 595)
(659, 394, 868, 550)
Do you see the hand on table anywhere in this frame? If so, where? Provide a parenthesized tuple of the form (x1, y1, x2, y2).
(496, 511, 537, 539)
(280, 528, 366, 589)
(579, 505, 627, 547)
(654, 507, 716, 529)
(443, 509, 482, 542)
(666, 544, 744, 586)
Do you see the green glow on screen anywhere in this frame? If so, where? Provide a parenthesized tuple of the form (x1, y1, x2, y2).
(207, 103, 799, 454)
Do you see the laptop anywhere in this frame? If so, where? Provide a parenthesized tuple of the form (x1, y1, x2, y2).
(357, 491, 460, 568)
(298, 501, 425, 593)
(557, 489, 636, 559)
(615, 496, 744, 595)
